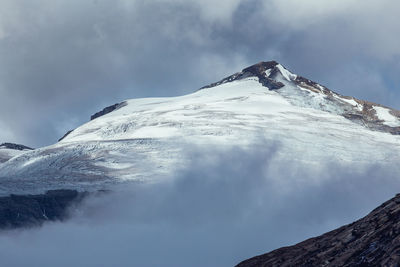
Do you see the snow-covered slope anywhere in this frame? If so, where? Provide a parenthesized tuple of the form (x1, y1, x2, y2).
(0, 143, 33, 164)
(1, 61, 400, 195)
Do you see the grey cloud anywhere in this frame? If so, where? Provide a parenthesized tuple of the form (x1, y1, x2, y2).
(0, 143, 399, 267)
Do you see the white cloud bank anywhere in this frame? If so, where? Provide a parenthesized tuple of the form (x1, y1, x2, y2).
(0, 143, 399, 267)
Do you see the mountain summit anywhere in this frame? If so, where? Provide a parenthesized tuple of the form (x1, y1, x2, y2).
(201, 61, 286, 90)
(1, 61, 400, 195)
(203, 61, 400, 135)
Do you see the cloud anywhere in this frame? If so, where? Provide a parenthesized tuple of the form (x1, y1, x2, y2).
(154, 0, 244, 24)
(0, 27, 6, 40)
(261, 0, 400, 62)
(0, 120, 15, 143)
(265, 0, 361, 28)
(0, 142, 399, 267)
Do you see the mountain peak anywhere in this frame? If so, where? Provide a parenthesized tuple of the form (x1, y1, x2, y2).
(200, 60, 290, 90)
(242, 60, 279, 73)
(200, 60, 400, 135)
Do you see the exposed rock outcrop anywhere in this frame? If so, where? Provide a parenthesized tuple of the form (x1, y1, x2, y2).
(58, 129, 74, 142)
(0, 189, 87, 229)
(236, 194, 400, 267)
(0, 143, 33, 151)
(90, 102, 126, 121)
(200, 61, 284, 90)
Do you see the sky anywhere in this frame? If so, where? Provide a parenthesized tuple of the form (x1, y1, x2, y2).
(0, 0, 400, 147)
(1, 143, 400, 267)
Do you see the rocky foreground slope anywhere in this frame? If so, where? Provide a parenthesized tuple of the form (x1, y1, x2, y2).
(236, 193, 400, 267)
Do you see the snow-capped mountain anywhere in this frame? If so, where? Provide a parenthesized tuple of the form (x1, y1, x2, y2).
(1, 61, 400, 195)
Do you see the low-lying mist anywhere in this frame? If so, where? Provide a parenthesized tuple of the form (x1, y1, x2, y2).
(1, 141, 399, 267)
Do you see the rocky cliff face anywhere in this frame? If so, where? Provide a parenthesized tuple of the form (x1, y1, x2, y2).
(236, 194, 400, 267)
(0, 190, 86, 229)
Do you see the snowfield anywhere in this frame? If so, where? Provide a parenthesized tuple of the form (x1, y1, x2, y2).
(373, 106, 400, 127)
(1, 62, 400, 195)
(0, 147, 29, 164)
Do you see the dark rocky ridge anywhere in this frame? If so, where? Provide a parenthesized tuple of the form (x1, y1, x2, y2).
(0, 143, 33, 151)
(0, 189, 87, 229)
(58, 129, 74, 142)
(90, 101, 127, 121)
(236, 193, 400, 267)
